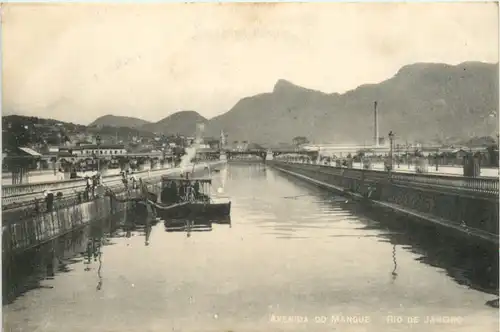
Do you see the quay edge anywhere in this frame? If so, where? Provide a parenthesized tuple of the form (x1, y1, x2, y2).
(268, 161, 499, 246)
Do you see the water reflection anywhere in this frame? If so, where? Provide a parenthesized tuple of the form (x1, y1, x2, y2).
(313, 186, 499, 297)
(272, 167, 498, 297)
(2, 209, 156, 304)
(391, 244, 398, 282)
(3, 229, 85, 305)
(379, 210, 497, 296)
(163, 216, 232, 237)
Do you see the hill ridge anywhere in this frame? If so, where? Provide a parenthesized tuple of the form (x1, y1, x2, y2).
(203, 61, 498, 145)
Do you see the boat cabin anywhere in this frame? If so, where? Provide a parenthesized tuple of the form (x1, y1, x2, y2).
(160, 175, 213, 204)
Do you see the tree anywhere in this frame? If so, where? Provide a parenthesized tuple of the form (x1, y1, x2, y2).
(2, 123, 32, 152)
(292, 136, 309, 146)
(46, 132, 62, 145)
(486, 144, 498, 167)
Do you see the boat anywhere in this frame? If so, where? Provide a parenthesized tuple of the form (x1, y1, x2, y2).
(149, 175, 231, 220)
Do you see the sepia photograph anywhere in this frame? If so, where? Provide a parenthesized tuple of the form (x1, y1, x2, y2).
(1, 2, 499, 331)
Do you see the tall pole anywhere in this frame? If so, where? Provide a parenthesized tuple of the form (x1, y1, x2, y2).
(435, 148, 439, 171)
(406, 140, 410, 168)
(96, 135, 101, 173)
(388, 131, 394, 171)
(374, 101, 379, 147)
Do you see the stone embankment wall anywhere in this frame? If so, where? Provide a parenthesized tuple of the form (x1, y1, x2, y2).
(269, 161, 499, 244)
(2, 161, 225, 256)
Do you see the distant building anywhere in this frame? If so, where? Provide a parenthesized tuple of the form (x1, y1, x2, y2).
(59, 144, 127, 157)
(235, 141, 249, 151)
(3, 147, 43, 184)
(206, 139, 220, 149)
(452, 149, 469, 159)
(76, 140, 93, 146)
(48, 146, 59, 153)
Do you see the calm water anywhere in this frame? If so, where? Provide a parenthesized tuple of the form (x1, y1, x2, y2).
(3, 163, 499, 332)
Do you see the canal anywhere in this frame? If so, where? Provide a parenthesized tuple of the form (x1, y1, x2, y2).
(3, 163, 498, 331)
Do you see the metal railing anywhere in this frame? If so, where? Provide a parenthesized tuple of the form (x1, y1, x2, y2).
(389, 172, 499, 194)
(2, 169, 56, 179)
(274, 161, 499, 195)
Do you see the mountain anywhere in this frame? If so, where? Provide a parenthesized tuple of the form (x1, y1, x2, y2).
(2, 115, 86, 131)
(141, 111, 208, 136)
(205, 62, 499, 145)
(8, 61, 498, 147)
(89, 114, 151, 128)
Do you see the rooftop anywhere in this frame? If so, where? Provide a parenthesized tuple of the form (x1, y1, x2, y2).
(18, 147, 42, 156)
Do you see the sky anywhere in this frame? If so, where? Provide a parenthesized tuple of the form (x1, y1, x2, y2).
(2, 2, 498, 125)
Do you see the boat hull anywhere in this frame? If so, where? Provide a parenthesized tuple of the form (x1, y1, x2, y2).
(154, 202, 231, 220)
(133, 201, 159, 225)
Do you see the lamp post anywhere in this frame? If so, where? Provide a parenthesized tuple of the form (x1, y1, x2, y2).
(96, 135, 101, 173)
(406, 140, 410, 169)
(435, 149, 439, 171)
(388, 131, 394, 171)
(496, 134, 499, 171)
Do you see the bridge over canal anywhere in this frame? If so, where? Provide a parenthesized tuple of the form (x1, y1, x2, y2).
(196, 148, 319, 160)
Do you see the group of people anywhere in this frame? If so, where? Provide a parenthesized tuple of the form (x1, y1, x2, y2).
(55, 167, 79, 180)
(161, 180, 201, 204)
(84, 174, 102, 199)
(120, 170, 139, 189)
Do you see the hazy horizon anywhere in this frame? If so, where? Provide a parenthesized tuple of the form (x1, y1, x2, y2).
(2, 3, 498, 125)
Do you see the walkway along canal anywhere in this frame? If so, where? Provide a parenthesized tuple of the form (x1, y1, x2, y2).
(2, 163, 498, 332)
